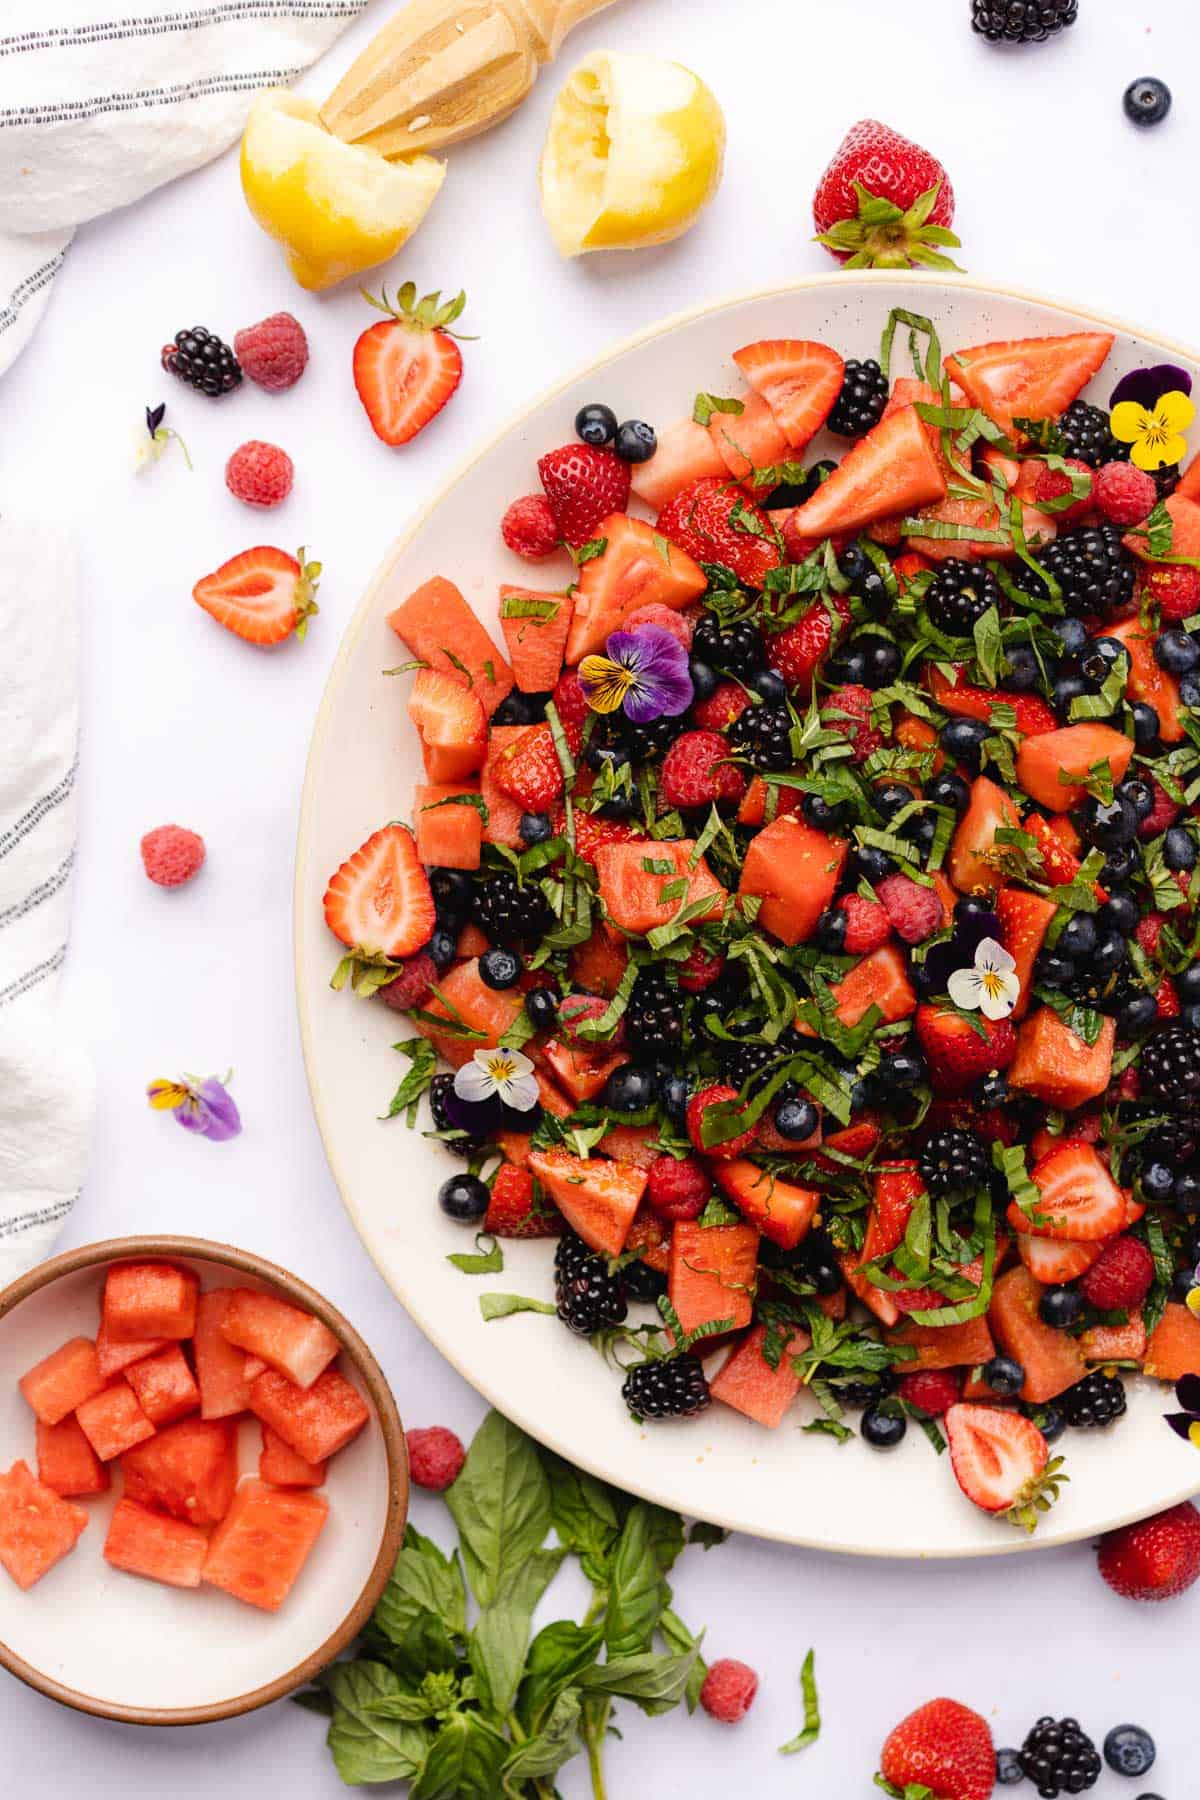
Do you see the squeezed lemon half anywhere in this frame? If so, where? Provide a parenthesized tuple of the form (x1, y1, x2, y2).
(539, 51, 725, 256)
(240, 90, 445, 292)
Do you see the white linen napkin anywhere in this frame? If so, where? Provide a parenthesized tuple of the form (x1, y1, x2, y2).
(0, 518, 94, 1280)
(0, 0, 369, 380)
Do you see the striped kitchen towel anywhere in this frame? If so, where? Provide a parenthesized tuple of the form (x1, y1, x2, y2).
(0, 518, 95, 1280)
(0, 0, 370, 380)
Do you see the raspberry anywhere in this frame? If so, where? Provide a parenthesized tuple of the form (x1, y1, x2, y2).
(646, 1153, 711, 1221)
(1157, 975, 1181, 1019)
(558, 992, 627, 1047)
(876, 871, 945, 944)
(692, 681, 751, 731)
(686, 1085, 756, 1160)
(1137, 779, 1181, 840)
(766, 595, 852, 689)
(624, 601, 693, 647)
(699, 1658, 758, 1723)
(823, 683, 883, 763)
(1134, 912, 1166, 957)
(838, 893, 891, 953)
(897, 1369, 961, 1416)
(1078, 1234, 1155, 1311)
(1145, 562, 1200, 622)
(225, 440, 293, 508)
(377, 950, 437, 1012)
(1034, 456, 1094, 524)
(501, 493, 560, 560)
(140, 824, 205, 887)
(233, 312, 308, 391)
(677, 942, 725, 992)
(1098, 1500, 1200, 1602)
(1093, 460, 1158, 526)
(405, 1425, 466, 1490)
(661, 730, 747, 810)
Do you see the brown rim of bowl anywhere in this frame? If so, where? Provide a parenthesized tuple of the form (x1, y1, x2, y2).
(0, 1234, 409, 1727)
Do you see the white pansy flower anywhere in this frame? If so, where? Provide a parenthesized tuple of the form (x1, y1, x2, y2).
(946, 936, 1020, 1022)
(453, 1045, 539, 1112)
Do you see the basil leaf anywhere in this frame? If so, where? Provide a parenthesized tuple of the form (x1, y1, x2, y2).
(605, 1504, 668, 1657)
(517, 1621, 607, 1734)
(326, 1662, 433, 1786)
(446, 1232, 504, 1275)
(383, 1038, 437, 1125)
(372, 1524, 467, 1644)
(779, 1648, 821, 1753)
(501, 1687, 584, 1783)
(409, 1711, 510, 1800)
(641, 1501, 686, 1575)
(658, 1607, 708, 1713)
(541, 1451, 624, 1567)
(479, 1291, 557, 1321)
(577, 1644, 701, 1716)
(444, 1410, 552, 1608)
(469, 1546, 565, 1718)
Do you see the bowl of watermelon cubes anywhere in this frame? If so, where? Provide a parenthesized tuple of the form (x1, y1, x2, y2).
(297, 271, 1200, 1558)
(0, 1235, 405, 1722)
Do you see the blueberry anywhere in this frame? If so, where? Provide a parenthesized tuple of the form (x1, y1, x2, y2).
(848, 1075, 874, 1112)
(1130, 700, 1162, 748)
(1102, 844, 1140, 886)
(940, 716, 990, 771)
(479, 947, 521, 990)
(902, 812, 937, 854)
(1118, 992, 1158, 1037)
(519, 811, 553, 845)
(861, 1405, 906, 1449)
(815, 908, 848, 953)
(1178, 1170, 1200, 1214)
(1085, 795, 1139, 849)
(1052, 672, 1089, 715)
(1119, 777, 1156, 820)
(1124, 76, 1172, 126)
(1079, 635, 1126, 686)
(1036, 951, 1077, 990)
(873, 782, 914, 820)
(749, 668, 787, 703)
(1091, 930, 1128, 979)
(428, 866, 474, 920)
(428, 927, 457, 971)
(1039, 1286, 1083, 1330)
(956, 895, 996, 926)
(1100, 889, 1139, 935)
(660, 1072, 691, 1124)
(928, 771, 971, 814)
(575, 402, 617, 446)
(1177, 963, 1200, 1006)
(1142, 1161, 1176, 1202)
(1181, 673, 1200, 709)
(875, 1050, 927, 1092)
(689, 658, 718, 701)
(806, 1251, 844, 1296)
(614, 419, 657, 463)
(1103, 1723, 1156, 1776)
(854, 846, 894, 884)
(828, 642, 869, 685)
(774, 1097, 819, 1141)
(803, 792, 851, 832)
(524, 986, 558, 1031)
(838, 544, 868, 585)
(603, 1065, 658, 1113)
(438, 1172, 489, 1223)
(862, 636, 902, 686)
(1035, 1405, 1066, 1445)
(1001, 644, 1040, 691)
(597, 793, 635, 820)
(1156, 627, 1199, 675)
(995, 1748, 1023, 1785)
(494, 690, 542, 726)
(1057, 913, 1097, 961)
(587, 742, 626, 772)
(1172, 1267, 1200, 1302)
(1183, 1003, 1200, 1033)
(977, 1072, 1011, 1107)
(983, 1355, 1025, 1397)
(1165, 825, 1198, 871)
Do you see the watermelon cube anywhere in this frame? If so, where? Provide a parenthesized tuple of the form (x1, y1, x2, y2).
(709, 1324, 809, 1428)
(95, 1319, 167, 1380)
(124, 1344, 201, 1426)
(121, 1418, 238, 1525)
(19, 1335, 107, 1425)
(218, 1289, 339, 1390)
(103, 1498, 208, 1590)
(202, 1479, 329, 1612)
(36, 1415, 110, 1498)
(75, 1382, 156, 1462)
(243, 1356, 267, 1382)
(192, 1289, 255, 1419)
(0, 1460, 88, 1589)
(103, 1261, 198, 1341)
(668, 1222, 758, 1337)
(248, 1367, 369, 1465)
(259, 1425, 327, 1488)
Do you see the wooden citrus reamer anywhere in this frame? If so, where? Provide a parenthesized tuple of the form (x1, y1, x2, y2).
(321, 0, 620, 159)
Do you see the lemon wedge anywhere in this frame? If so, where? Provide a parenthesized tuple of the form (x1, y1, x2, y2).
(240, 90, 445, 292)
(539, 51, 724, 256)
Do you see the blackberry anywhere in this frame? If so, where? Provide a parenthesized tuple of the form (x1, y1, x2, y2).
(161, 326, 242, 397)
(1057, 400, 1127, 469)
(1140, 1109, 1200, 1164)
(625, 969, 684, 1058)
(919, 1128, 990, 1197)
(691, 615, 764, 676)
(622, 1354, 711, 1420)
(554, 1232, 628, 1336)
(1151, 461, 1181, 502)
(1019, 1717, 1102, 1796)
(471, 869, 552, 945)
(730, 700, 794, 772)
(970, 0, 1077, 42)
(1060, 1370, 1127, 1429)
(825, 1373, 896, 1410)
(615, 711, 677, 764)
(428, 1073, 488, 1154)
(1029, 524, 1135, 618)
(828, 359, 888, 438)
(722, 1037, 792, 1096)
(624, 1258, 668, 1303)
(924, 560, 1004, 637)
(1140, 1022, 1200, 1104)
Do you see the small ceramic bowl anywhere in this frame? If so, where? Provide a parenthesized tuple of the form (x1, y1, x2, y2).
(0, 1235, 407, 1725)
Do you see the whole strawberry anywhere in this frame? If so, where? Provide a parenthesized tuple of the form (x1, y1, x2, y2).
(538, 443, 630, 548)
(656, 477, 781, 586)
(813, 120, 962, 270)
(915, 1003, 1016, 1096)
(1098, 1500, 1200, 1602)
(878, 1696, 995, 1800)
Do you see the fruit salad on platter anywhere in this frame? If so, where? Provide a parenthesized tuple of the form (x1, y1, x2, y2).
(321, 303, 1200, 1534)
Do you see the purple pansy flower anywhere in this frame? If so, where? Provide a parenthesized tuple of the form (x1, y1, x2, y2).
(579, 625, 693, 723)
(1110, 362, 1193, 413)
(147, 1073, 242, 1141)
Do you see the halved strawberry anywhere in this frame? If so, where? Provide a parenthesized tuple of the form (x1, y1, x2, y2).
(485, 1164, 559, 1238)
(914, 1003, 1016, 1097)
(323, 825, 435, 960)
(927, 663, 1057, 737)
(352, 286, 465, 446)
(407, 669, 487, 783)
(656, 477, 781, 586)
(491, 723, 564, 811)
(1012, 1142, 1126, 1241)
(1016, 1233, 1103, 1285)
(732, 339, 845, 450)
(192, 546, 320, 646)
(945, 1403, 1055, 1528)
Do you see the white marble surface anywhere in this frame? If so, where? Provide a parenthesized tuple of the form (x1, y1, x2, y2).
(0, 0, 1196, 1789)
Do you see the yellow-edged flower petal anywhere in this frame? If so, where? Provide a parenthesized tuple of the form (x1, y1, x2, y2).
(579, 654, 636, 714)
(1188, 1420, 1200, 1449)
(1110, 400, 1151, 445)
(1159, 389, 1196, 433)
(147, 1079, 189, 1111)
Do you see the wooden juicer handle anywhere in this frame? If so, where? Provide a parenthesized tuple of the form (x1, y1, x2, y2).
(320, 0, 619, 159)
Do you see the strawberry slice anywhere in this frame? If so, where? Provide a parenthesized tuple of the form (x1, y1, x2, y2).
(407, 669, 487, 784)
(192, 546, 320, 646)
(945, 1403, 1053, 1525)
(732, 339, 845, 449)
(538, 444, 631, 549)
(323, 824, 436, 960)
(944, 331, 1114, 437)
(656, 477, 781, 586)
(1016, 1233, 1103, 1285)
(352, 286, 465, 446)
(491, 723, 564, 811)
(927, 663, 1057, 737)
(1011, 1142, 1126, 1241)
